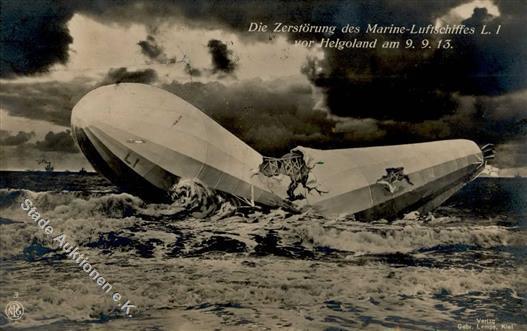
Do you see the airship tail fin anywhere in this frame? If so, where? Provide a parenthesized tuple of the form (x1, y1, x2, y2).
(481, 143, 495, 161)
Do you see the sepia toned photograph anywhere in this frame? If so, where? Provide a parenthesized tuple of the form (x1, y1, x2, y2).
(0, 0, 525, 330)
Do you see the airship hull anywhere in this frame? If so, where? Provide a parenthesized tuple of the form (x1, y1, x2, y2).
(71, 84, 485, 219)
(292, 142, 484, 219)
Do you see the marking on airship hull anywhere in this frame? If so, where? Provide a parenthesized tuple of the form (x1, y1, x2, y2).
(124, 151, 140, 168)
(377, 167, 413, 194)
(257, 150, 327, 201)
(172, 115, 183, 126)
(126, 139, 145, 144)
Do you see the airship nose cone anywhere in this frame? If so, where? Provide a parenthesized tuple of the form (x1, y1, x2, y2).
(71, 83, 134, 147)
(71, 84, 113, 133)
(71, 83, 163, 136)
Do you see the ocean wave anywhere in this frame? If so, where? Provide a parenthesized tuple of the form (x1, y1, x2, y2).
(1, 187, 525, 329)
(0, 189, 521, 262)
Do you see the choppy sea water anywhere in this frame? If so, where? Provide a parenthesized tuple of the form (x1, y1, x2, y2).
(0, 172, 525, 330)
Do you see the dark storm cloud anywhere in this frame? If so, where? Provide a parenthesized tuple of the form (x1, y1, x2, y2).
(98, 67, 158, 86)
(138, 34, 200, 76)
(35, 130, 78, 153)
(162, 78, 525, 166)
(0, 130, 35, 146)
(137, 35, 177, 64)
(184, 63, 201, 77)
(469, 91, 527, 142)
(72, 1, 463, 39)
(3, 74, 522, 165)
(0, 0, 226, 78)
(302, 3, 527, 122)
(71, 0, 525, 120)
(493, 139, 527, 169)
(2, 0, 525, 167)
(334, 118, 387, 142)
(367, 91, 526, 146)
(0, 78, 92, 126)
(6, 0, 524, 99)
(0, 68, 157, 128)
(0, 0, 74, 78)
(447, 7, 527, 95)
(138, 35, 164, 59)
(207, 39, 237, 75)
(162, 79, 334, 155)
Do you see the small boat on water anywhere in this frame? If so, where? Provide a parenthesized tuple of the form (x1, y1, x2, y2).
(36, 159, 54, 172)
(71, 84, 493, 219)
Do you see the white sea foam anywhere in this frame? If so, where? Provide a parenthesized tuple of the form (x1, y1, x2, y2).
(0, 188, 525, 330)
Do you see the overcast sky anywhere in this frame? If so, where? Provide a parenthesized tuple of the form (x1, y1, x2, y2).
(0, 0, 525, 172)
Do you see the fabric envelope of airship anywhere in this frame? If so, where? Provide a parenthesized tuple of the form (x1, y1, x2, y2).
(71, 83, 489, 219)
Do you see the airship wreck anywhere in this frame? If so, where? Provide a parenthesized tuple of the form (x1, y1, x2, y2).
(71, 83, 494, 219)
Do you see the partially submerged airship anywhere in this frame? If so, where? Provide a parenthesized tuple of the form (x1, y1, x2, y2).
(71, 83, 494, 219)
